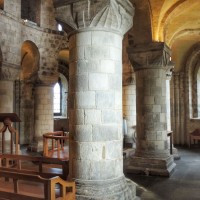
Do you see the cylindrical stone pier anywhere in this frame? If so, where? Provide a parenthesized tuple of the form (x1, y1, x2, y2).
(0, 63, 21, 154)
(34, 85, 54, 151)
(128, 42, 176, 176)
(54, 0, 136, 198)
(0, 80, 13, 114)
(68, 30, 136, 199)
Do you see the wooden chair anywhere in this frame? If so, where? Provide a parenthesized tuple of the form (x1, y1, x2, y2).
(43, 131, 69, 159)
(189, 128, 200, 148)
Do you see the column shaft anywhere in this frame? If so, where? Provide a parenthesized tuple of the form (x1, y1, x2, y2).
(127, 42, 176, 176)
(34, 85, 54, 151)
(68, 31, 136, 199)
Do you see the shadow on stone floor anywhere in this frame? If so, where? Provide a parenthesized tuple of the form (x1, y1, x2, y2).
(125, 147, 200, 200)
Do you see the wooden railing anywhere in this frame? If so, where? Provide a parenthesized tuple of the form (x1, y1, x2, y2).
(0, 171, 75, 200)
(0, 154, 69, 180)
(43, 131, 69, 158)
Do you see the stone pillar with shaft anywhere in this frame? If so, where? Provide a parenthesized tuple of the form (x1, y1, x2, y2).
(166, 62, 180, 160)
(54, 0, 137, 199)
(33, 72, 58, 152)
(0, 63, 19, 153)
(127, 42, 176, 176)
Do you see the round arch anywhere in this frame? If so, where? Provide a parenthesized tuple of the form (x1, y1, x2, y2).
(0, 0, 4, 10)
(57, 49, 69, 81)
(185, 42, 200, 118)
(21, 40, 40, 80)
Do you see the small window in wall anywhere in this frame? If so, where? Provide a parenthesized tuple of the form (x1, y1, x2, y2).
(21, 0, 41, 25)
(58, 24, 63, 31)
(0, 0, 4, 10)
(54, 79, 62, 116)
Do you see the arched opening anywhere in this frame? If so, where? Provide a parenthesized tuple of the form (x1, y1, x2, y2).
(186, 43, 200, 119)
(21, 40, 40, 80)
(0, 0, 4, 10)
(53, 49, 69, 132)
(21, 0, 41, 25)
(54, 79, 61, 116)
(19, 41, 40, 144)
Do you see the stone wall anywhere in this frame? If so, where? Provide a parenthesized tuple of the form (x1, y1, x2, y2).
(0, 2, 68, 144)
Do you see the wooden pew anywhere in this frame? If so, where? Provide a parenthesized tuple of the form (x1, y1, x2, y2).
(0, 170, 75, 200)
(0, 154, 69, 180)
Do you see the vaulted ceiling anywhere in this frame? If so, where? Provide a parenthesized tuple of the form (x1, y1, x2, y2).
(131, 0, 200, 71)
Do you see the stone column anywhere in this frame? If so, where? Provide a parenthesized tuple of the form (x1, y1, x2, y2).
(32, 72, 58, 152)
(166, 64, 180, 160)
(127, 42, 176, 176)
(54, 1, 137, 199)
(0, 63, 19, 153)
(172, 73, 180, 144)
(20, 81, 35, 144)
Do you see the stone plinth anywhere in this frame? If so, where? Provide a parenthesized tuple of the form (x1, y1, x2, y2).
(54, 0, 137, 199)
(127, 42, 176, 176)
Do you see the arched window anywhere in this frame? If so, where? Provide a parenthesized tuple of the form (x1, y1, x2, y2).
(21, 0, 41, 25)
(54, 79, 62, 116)
(0, 0, 4, 10)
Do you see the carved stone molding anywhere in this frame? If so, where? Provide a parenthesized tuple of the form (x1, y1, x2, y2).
(36, 71, 59, 86)
(54, 0, 134, 36)
(0, 63, 20, 81)
(128, 42, 172, 71)
(123, 72, 135, 86)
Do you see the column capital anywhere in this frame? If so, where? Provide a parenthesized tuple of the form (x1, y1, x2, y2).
(36, 71, 59, 86)
(54, 0, 134, 36)
(128, 42, 172, 71)
(0, 62, 20, 81)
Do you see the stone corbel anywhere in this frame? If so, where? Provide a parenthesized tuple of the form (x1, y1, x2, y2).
(128, 42, 171, 71)
(54, 0, 134, 35)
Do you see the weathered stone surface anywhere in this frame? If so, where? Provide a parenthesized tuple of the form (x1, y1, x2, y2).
(127, 42, 176, 176)
(54, 0, 134, 35)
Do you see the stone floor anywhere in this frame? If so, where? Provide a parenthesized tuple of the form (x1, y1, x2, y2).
(125, 146, 200, 200)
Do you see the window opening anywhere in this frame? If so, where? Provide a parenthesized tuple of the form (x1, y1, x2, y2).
(54, 79, 62, 116)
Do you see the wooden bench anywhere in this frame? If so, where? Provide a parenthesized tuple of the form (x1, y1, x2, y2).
(0, 154, 69, 180)
(189, 128, 200, 148)
(0, 170, 75, 200)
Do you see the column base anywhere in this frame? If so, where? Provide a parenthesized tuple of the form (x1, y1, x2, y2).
(172, 147, 181, 160)
(75, 176, 137, 200)
(125, 155, 176, 177)
(28, 139, 43, 153)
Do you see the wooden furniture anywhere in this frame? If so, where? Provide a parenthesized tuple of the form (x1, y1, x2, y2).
(0, 154, 69, 180)
(0, 170, 75, 200)
(167, 131, 173, 155)
(43, 131, 69, 159)
(0, 113, 20, 154)
(189, 128, 200, 148)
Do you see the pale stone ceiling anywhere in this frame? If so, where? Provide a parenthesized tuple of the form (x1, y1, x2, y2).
(149, 0, 200, 71)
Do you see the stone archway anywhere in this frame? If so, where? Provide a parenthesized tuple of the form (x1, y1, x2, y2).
(0, 0, 4, 10)
(185, 42, 200, 119)
(20, 40, 40, 144)
(53, 49, 69, 132)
